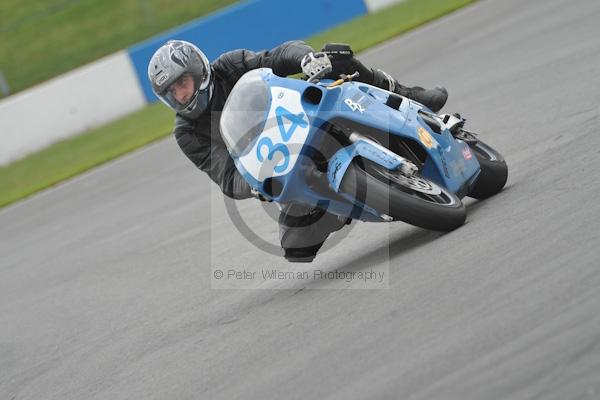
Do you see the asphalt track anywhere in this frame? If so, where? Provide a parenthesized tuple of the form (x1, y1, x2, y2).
(2, 0, 600, 398)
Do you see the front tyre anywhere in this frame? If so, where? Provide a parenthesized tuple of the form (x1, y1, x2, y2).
(467, 139, 508, 199)
(339, 159, 466, 231)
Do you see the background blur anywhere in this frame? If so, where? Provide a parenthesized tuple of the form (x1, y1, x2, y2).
(0, 0, 237, 95)
(5, 1, 600, 399)
(0, 0, 473, 207)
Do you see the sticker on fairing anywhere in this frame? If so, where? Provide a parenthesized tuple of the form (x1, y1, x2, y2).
(344, 98, 365, 114)
(417, 127, 437, 149)
(238, 87, 310, 181)
(462, 146, 473, 160)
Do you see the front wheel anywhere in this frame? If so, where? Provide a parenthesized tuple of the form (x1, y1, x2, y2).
(339, 159, 466, 231)
(467, 139, 508, 199)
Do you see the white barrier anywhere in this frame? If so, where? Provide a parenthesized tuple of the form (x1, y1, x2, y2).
(364, 0, 405, 13)
(0, 51, 146, 165)
(0, 0, 406, 166)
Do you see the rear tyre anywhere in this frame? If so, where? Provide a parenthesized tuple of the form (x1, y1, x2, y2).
(339, 159, 466, 231)
(467, 139, 508, 199)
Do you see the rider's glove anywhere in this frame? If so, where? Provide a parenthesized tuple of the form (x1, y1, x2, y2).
(250, 187, 272, 202)
(321, 43, 354, 63)
(301, 52, 332, 82)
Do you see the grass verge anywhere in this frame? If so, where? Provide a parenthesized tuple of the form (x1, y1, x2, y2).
(0, 0, 238, 94)
(0, 0, 475, 209)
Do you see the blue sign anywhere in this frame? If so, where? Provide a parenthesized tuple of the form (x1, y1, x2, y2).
(127, 0, 368, 102)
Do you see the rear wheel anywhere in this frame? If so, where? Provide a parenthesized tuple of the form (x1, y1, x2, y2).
(340, 159, 466, 231)
(467, 138, 508, 199)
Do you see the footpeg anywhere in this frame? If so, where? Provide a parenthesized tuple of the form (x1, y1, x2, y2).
(440, 113, 465, 135)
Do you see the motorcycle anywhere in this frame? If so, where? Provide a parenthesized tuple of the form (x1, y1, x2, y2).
(219, 68, 507, 231)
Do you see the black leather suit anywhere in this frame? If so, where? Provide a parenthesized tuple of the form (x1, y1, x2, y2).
(173, 40, 446, 262)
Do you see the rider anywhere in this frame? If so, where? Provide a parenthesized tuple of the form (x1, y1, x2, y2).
(148, 40, 448, 262)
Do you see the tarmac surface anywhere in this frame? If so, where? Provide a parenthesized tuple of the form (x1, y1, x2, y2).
(2, 0, 600, 398)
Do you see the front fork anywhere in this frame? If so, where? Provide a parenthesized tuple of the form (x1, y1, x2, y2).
(326, 132, 417, 193)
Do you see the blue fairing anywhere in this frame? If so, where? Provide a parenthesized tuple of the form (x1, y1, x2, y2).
(220, 68, 480, 221)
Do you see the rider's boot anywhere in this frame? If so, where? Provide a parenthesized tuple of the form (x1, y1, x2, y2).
(279, 204, 350, 263)
(401, 84, 448, 113)
(372, 68, 448, 112)
(320, 43, 448, 112)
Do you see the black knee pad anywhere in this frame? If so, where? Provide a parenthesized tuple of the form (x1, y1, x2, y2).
(279, 206, 326, 228)
(283, 243, 324, 263)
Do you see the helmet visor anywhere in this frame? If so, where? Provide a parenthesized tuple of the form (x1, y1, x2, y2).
(159, 72, 210, 113)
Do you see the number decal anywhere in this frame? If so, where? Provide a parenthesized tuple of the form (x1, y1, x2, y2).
(256, 137, 290, 173)
(238, 87, 310, 181)
(276, 106, 308, 142)
(344, 98, 365, 114)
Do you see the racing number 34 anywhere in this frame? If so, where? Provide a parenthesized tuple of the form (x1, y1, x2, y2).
(256, 106, 307, 173)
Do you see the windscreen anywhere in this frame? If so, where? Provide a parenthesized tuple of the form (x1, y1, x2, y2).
(220, 69, 270, 157)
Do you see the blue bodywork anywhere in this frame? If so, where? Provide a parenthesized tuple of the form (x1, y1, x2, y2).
(224, 69, 481, 222)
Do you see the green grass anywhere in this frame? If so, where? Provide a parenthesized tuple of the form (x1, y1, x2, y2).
(0, 0, 239, 94)
(305, 0, 473, 53)
(0, 102, 173, 206)
(0, 0, 476, 209)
